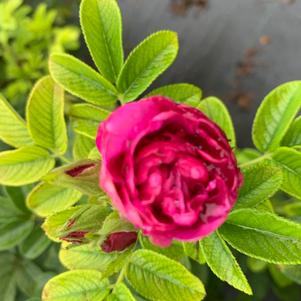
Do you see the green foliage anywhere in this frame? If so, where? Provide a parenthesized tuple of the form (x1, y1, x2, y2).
(126, 250, 206, 301)
(107, 283, 136, 301)
(281, 116, 301, 147)
(43, 204, 110, 242)
(0, 0, 79, 105)
(139, 235, 184, 260)
(197, 96, 236, 147)
(0, 93, 32, 147)
(117, 31, 179, 102)
(272, 147, 301, 200)
(43, 159, 101, 195)
(1, 0, 301, 300)
(280, 265, 301, 285)
(59, 242, 132, 277)
(73, 134, 95, 160)
(236, 159, 282, 209)
(80, 0, 124, 83)
(220, 209, 301, 264)
(19, 227, 51, 259)
(69, 103, 109, 139)
(27, 76, 67, 155)
(49, 53, 118, 109)
(26, 183, 82, 217)
(252, 81, 301, 152)
(0, 146, 55, 186)
(147, 83, 202, 106)
(100, 211, 136, 236)
(0, 219, 34, 251)
(42, 270, 110, 301)
(200, 231, 252, 294)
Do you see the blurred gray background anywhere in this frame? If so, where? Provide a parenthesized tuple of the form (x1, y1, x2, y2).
(115, 0, 301, 148)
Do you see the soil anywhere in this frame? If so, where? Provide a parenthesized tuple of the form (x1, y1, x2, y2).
(170, 0, 208, 15)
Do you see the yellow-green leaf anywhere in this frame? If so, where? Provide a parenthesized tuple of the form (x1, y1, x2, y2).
(26, 183, 82, 217)
(0, 93, 32, 148)
(42, 270, 110, 301)
(27, 76, 67, 155)
(0, 146, 55, 186)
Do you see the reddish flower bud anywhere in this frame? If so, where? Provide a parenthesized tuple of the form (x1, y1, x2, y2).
(60, 231, 88, 244)
(65, 163, 96, 177)
(101, 231, 137, 253)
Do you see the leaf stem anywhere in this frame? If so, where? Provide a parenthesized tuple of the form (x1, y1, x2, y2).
(57, 155, 71, 164)
(115, 264, 127, 286)
(239, 153, 272, 168)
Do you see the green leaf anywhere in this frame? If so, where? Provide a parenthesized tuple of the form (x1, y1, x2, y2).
(107, 283, 135, 301)
(117, 31, 179, 102)
(43, 204, 110, 242)
(43, 159, 101, 195)
(0, 219, 34, 250)
(0, 196, 28, 224)
(282, 116, 301, 147)
(0, 252, 17, 301)
(200, 231, 252, 294)
(235, 148, 260, 165)
(27, 182, 82, 217)
(235, 160, 282, 209)
(19, 227, 51, 259)
(80, 0, 123, 83)
(220, 209, 301, 264)
(0, 93, 32, 148)
(88, 147, 101, 160)
(197, 96, 236, 147)
(147, 83, 202, 106)
(283, 202, 301, 217)
(42, 270, 110, 301)
(73, 134, 95, 160)
(49, 53, 118, 109)
(4, 186, 28, 213)
(280, 265, 301, 285)
(16, 260, 44, 296)
(59, 242, 132, 277)
(27, 76, 67, 155)
(268, 265, 292, 288)
(272, 147, 301, 200)
(252, 81, 301, 152)
(183, 242, 198, 261)
(247, 258, 267, 273)
(0, 146, 55, 186)
(69, 103, 109, 139)
(139, 235, 184, 261)
(126, 249, 206, 301)
(100, 211, 135, 236)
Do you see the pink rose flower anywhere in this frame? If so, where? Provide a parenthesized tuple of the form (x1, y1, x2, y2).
(96, 97, 242, 247)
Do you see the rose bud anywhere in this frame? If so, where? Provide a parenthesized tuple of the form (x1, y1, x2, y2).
(101, 231, 138, 253)
(60, 231, 88, 244)
(44, 160, 101, 195)
(65, 163, 96, 177)
(96, 97, 243, 247)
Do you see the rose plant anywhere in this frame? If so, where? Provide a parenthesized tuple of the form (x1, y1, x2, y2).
(0, 0, 301, 300)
